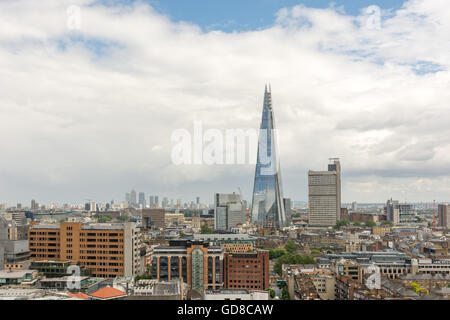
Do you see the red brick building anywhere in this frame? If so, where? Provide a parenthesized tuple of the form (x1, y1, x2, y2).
(223, 250, 269, 290)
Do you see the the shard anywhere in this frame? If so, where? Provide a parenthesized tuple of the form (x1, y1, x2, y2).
(251, 85, 286, 229)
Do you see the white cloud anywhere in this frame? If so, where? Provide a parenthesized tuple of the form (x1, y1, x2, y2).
(0, 0, 449, 205)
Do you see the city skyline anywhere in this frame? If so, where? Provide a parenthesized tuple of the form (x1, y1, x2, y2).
(1, 0, 450, 205)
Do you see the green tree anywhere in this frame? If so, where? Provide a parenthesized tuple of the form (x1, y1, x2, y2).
(311, 249, 321, 255)
(200, 224, 213, 234)
(334, 220, 350, 229)
(135, 274, 152, 282)
(273, 254, 315, 275)
(117, 215, 129, 222)
(284, 240, 296, 254)
(365, 221, 376, 228)
(266, 288, 275, 298)
(353, 221, 362, 227)
(381, 220, 394, 227)
(98, 214, 112, 223)
(269, 249, 286, 260)
(281, 287, 290, 300)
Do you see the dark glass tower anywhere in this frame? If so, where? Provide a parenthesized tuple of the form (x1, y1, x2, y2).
(251, 85, 286, 229)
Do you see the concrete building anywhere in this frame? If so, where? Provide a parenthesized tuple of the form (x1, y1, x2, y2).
(130, 190, 137, 208)
(138, 192, 146, 209)
(308, 158, 341, 228)
(386, 199, 415, 224)
(28, 222, 141, 278)
(223, 250, 269, 291)
(142, 209, 165, 230)
(1, 240, 31, 270)
(165, 213, 185, 227)
(335, 259, 362, 283)
(204, 289, 269, 300)
(283, 198, 292, 225)
(193, 234, 256, 253)
(438, 204, 450, 228)
(214, 193, 246, 231)
(0, 269, 38, 287)
(411, 258, 450, 275)
(283, 265, 335, 300)
(129, 279, 186, 300)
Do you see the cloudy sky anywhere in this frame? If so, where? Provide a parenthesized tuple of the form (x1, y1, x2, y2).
(0, 0, 449, 206)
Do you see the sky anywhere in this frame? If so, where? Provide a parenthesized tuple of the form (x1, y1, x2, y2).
(0, 0, 450, 206)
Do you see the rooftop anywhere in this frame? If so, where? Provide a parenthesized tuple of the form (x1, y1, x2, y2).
(89, 286, 127, 299)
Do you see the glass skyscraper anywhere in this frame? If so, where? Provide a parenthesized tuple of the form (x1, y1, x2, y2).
(251, 85, 286, 229)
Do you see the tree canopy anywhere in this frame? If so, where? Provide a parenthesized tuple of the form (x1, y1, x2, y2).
(200, 224, 213, 234)
(334, 220, 350, 229)
(273, 254, 315, 275)
(381, 220, 394, 227)
(284, 240, 296, 254)
(365, 220, 376, 228)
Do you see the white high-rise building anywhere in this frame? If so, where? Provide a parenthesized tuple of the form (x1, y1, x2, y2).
(214, 193, 246, 231)
(308, 159, 341, 228)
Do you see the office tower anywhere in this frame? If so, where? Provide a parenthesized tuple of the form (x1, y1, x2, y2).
(438, 204, 450, 228)
(141, 209, 165, 230)
(386, 199, 400, 224)
(31, 200, 39, 211)
(192, 212, 201, 231)
(351, 201, 358, 211)
(85, 202, 97, 212)
(28, 222, 141, 278)
(215, 193, 246, 231)
(125, 193, 131, 206)
(130, 189, 137, 207)
(151, 240, 224, 292)
(223, 250, 269, 290)
(386, 199, 414, 224)
(148, 195, 155, 208)
(138, 192, 146, 208)
(196, 197, 200, 205)
(154, 196, 159, 208)
(283, 198, 292, 225)
(16, 203, 22, 210)
(162, 197, 168, 209)
(251, 85, 286, 229)
(308, 158, 341, 228)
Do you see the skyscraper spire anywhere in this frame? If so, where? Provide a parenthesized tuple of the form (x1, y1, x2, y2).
(251, 86, 286, 229)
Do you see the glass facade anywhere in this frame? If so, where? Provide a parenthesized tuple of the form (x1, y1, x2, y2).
(191, 248, 204, 292)
(251, 86, 286, 229)
(159, 256, 168, 281)
(171, 256, 179, 279)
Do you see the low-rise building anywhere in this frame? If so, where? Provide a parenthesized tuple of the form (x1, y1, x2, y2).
(0, 269, 38, 287)
(223, 250, 269, 291)
(204, 289, 269, 300)
(193, 234, 256, 253)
